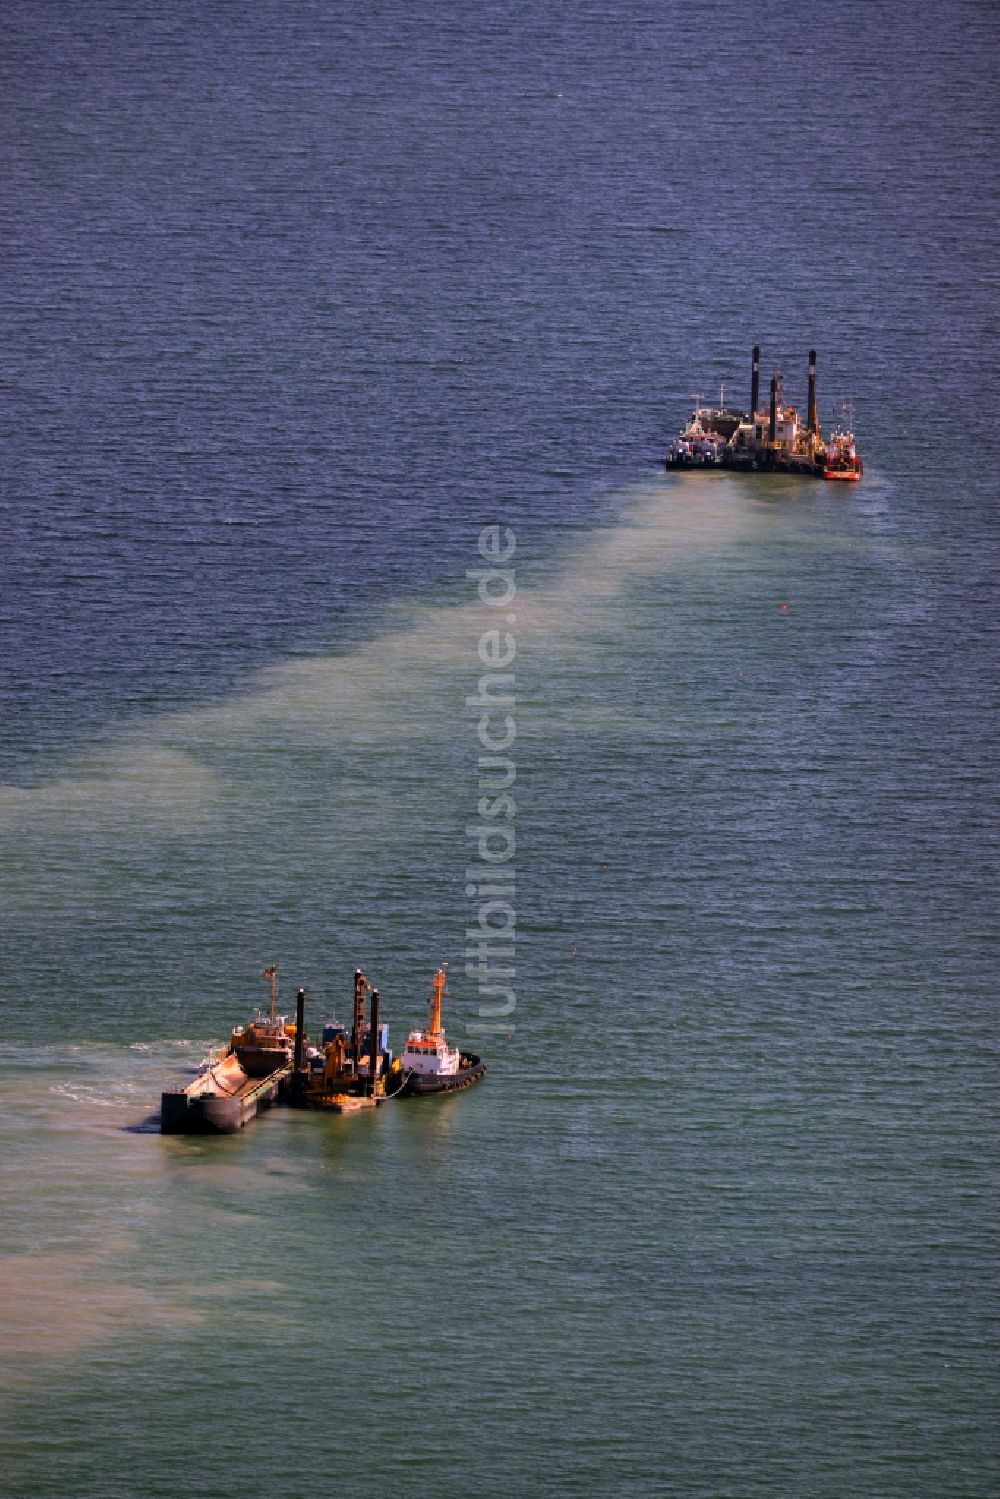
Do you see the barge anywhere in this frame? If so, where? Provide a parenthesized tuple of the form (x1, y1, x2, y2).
(160, 1053, 291, 1134)
(666, 347, 863, 480)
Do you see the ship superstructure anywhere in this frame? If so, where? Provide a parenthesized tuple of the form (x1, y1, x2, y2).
(664, 390, 744, 467)
(229, 964, 297, 1076)
(401, 967, 463, 1081)
(822, 402, 864, 480)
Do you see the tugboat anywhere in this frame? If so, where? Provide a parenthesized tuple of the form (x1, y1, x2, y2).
(821, 402, 864, 481)
(399, 967, 486, 1097)
(229, 965, 297, 1076)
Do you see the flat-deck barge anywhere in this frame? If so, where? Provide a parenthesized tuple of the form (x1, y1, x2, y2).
(160, 1055, 291, 1134)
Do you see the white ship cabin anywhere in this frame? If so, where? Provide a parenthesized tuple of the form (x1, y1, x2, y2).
(402, 1030, 461, 1077)
(729, 404, 801, 455)
(771, 404, 800, 450)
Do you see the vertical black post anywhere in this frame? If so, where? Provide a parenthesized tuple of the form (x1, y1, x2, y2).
(352, 970, 366, 1066)
(294, 988, 306, 1071)
(807, 348, 818, 434)
(369, 988, 381, 1096)
(768, 375, 777, 444)
(751, 345, 760, 417)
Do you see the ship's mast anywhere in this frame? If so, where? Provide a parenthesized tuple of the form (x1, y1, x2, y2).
(428, 967, 447, 1037)
(263, 964, 278, 1024)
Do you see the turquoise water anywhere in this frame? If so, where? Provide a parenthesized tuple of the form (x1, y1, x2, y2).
(2, 2, 999, 1494)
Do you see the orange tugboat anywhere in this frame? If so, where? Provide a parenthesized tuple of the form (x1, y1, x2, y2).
(229, 965, 297, 1076)
(399, 967, 485, 1097)
(821, 403, 864, 481)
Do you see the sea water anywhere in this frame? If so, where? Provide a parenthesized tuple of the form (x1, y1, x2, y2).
(1, 2, 998, 1495)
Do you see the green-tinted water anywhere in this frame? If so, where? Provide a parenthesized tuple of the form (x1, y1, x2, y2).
(3, 476, 997, 1495)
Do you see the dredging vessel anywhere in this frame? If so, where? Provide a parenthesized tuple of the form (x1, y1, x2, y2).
(159, 964, 485, 1132)
(665, 346, 863, 480)
(291, 969, 394, 1114)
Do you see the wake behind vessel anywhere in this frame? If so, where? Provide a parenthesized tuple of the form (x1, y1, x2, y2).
(666, 346, 863, 480)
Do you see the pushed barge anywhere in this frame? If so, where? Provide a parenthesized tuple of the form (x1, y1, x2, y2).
(160, 1053, 291, 1134)
(666, 347, 863, 480)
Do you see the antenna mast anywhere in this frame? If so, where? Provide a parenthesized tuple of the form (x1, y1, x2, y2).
(263, 965, 278, 1024)
(429, 967, 447, 1036)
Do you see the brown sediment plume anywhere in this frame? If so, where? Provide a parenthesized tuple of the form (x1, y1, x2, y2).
(0, 748, 215, 824)
(165, 1160, 311, 1194)
(0, 479, 754, 820)
(0, 1251, 204, 1392)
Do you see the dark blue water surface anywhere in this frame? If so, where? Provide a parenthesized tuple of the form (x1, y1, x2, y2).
(1, 3, 998, 1496)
